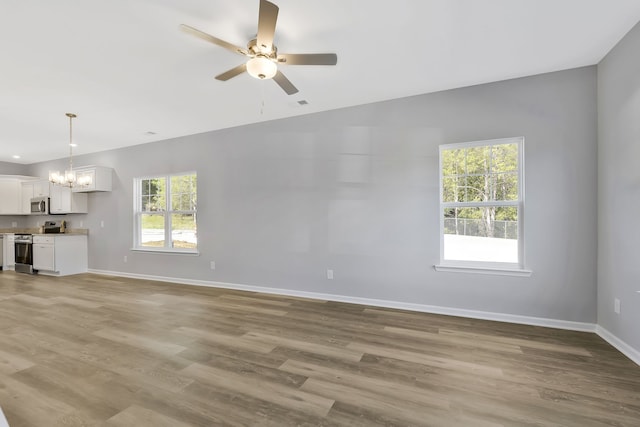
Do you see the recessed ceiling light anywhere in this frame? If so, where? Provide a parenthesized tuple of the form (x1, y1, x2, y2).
(145, 131, 157, 135)
(297, 100, 309, 105)
(69, 143, 78, 147)
(12, 155, 20, 159)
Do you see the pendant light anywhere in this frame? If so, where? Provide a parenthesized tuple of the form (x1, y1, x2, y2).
(49, 113, 92, 188)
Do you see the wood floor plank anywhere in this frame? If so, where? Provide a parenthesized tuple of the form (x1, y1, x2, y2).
(92, 328, 187, 356)
(438, 328, 593, 356)
(0, 349, 35, 375)
(242, 331, 364, 362)
(0, 375, 76, 426)
(301, 377, 452, 426)
(105, 404, 193, 427)
(279, 359, 450, 409)
(384, 325, 524, 354)
(347, 341, 505, 377)
(180, 362, 335, 417)
(173, 327, 277, 354)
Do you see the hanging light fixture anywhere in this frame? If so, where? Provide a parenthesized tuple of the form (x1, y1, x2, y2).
(49, 113, 92, 188)
(246, 54, 278, 80)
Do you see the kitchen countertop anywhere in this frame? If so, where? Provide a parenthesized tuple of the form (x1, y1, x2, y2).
(0, 228, 89, 235)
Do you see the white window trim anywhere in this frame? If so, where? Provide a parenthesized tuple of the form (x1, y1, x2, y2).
(133, 172, 198, 254)
(435, 137, 529, 275)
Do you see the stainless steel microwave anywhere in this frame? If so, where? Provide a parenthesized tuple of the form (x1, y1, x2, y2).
(30, 197, 50, 215)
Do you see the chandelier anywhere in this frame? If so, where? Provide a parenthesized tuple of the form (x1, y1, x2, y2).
(49, 113, 92, 188)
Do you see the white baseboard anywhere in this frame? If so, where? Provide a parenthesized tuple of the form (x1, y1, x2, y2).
(595, 325, 640, 366)
(88, 269, 596, 333)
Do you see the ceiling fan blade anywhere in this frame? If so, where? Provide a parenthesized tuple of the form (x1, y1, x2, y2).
(277, 53, 338, 66)
(215, 63, 247, 81)
(273, 71, 298, 95)
(256, 0, 279, 52)
(180, 24, 248, 56)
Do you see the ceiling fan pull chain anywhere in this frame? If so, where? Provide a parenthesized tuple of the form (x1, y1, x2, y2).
(260, 80, 266, 115)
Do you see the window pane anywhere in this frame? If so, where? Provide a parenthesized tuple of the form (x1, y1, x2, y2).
(492, 172, 518, 201)
(141, 178, 166, 212)
(140, 214, 165, 247)
(171, 214, 197, 249)
(171, 174, 197, 211)
(491, 143, 518, 173)
(442, 148, 465, 176)
(465, 175, 488, 202)
(465, 146, 490, 175)
(443, 207, 518, 263)
(442, 176, 465, 202)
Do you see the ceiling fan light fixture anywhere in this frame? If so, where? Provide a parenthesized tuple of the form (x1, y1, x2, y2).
(246, 55, 277, 80)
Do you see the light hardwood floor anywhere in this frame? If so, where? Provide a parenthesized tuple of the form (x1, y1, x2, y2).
(0, 271, 639, 426)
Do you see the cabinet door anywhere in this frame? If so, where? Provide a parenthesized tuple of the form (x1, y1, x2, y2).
(72, 169, 95, 192)
(21, 182, 34, 214)
(72, 167, 113, 192)
(5, 235, 15, 267)
(34, 180, 50, 197)
(50, 184, 88, 213)
(33, 244, 55, 271)
(49, 185, 71, 213)
(0, 179, 22, 214)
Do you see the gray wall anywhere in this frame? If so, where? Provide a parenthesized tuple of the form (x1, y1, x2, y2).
(0, 161, 27, 176)
(598, 21, 640, 351)
(27, 66, 598, 323)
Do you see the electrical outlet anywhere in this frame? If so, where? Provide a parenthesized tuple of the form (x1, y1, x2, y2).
(123, 255, 128, 263)
(210, 261, 216, 270)
(100, 220, 105, 228)
(327, 269, 334, 280)
(11, 222, 17, 228)
(80, 221, 83, 227)
(614, 298, 621, 314)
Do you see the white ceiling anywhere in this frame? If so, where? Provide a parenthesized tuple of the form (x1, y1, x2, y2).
(2, 0, 640, 164)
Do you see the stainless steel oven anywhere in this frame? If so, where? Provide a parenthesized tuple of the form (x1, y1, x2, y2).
(15, 234, 34, 274)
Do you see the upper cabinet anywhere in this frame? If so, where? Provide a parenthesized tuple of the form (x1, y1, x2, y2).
(33, 180, 50, 197)
(0, 176, 23, 214)
(72, 166, 113, 193)
(21, 179, 50, 214)
(49, 184, 88, 214)
(21, 181, 34, 214)
(2, 172, 106, 215)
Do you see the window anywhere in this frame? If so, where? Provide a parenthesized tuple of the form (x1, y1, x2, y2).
(133, 172, 197, 252)
(437, 137, 526, 274)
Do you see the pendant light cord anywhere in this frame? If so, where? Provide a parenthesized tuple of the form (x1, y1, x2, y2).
(68, 113, 74, 172)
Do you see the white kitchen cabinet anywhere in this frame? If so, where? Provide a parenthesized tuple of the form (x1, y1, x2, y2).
(3, 234, 15, 269)
(72, 166, 113, 192)
(22, 179, 50, 214)
(33, 236, 55, 271)
(49, 184, 88, 214)
(33, 180, 50, 197)
(0, 176, 23, 215)
(33, 234, 87, 276)
(21, 181, 34, 214)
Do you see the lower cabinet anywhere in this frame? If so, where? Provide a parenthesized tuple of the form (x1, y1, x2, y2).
(33, 236, 55, 271)
(4, 234, 15, 269)
(33, 234, 87, 276)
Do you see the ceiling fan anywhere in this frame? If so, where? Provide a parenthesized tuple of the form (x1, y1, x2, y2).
(180, 0, 337, 95)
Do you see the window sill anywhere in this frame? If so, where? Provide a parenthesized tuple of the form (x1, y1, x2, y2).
(131, 248, 200, 256)
(434, 264, 532, 277)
